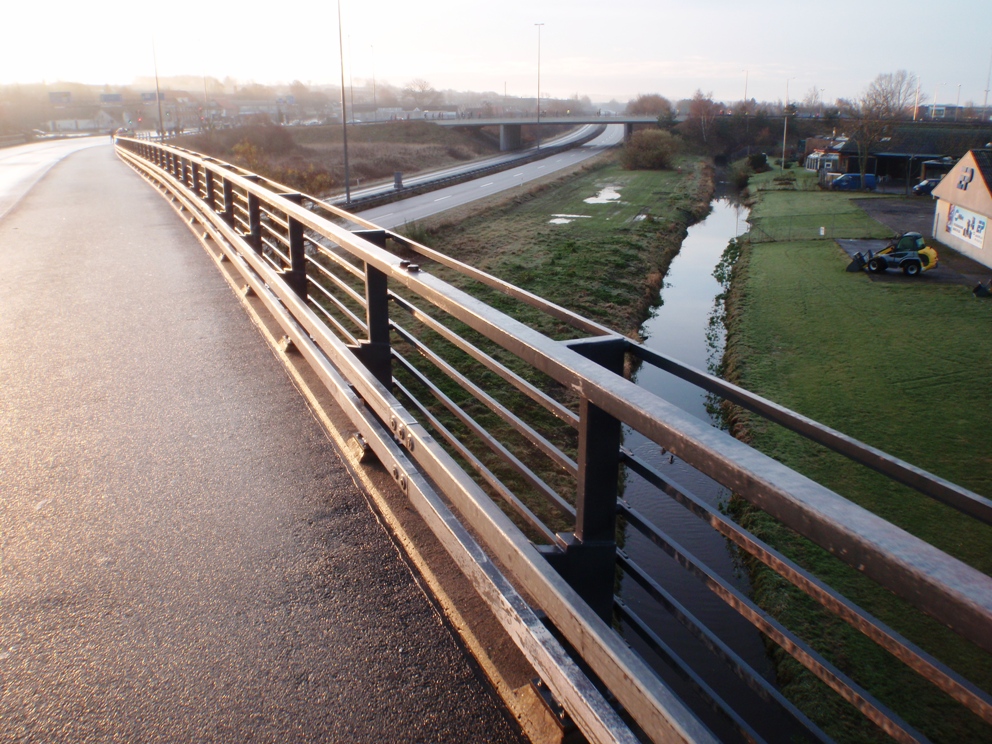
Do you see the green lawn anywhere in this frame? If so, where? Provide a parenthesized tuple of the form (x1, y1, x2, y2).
(405, 156, 713, 338)
(727, 171, 992, 742)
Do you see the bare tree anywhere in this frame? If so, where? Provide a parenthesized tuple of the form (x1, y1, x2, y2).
(836, 71, 921, 189)
(802, 85, 822, 115)
(865, 70, 918, 119)
(403, 79, 441, 109)
(686, 90, 719, 144)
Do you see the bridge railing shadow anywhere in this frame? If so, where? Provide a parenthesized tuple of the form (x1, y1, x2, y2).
(114, 136, 992, 744)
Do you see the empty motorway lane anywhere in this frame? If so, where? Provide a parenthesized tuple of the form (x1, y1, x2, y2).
(0, 143, 524, 742)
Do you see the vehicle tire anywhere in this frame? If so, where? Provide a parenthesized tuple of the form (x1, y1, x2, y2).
(903, 262, 921, 276)
(868, 258, 886, 273)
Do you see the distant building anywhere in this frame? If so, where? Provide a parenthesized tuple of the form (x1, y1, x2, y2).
(931, 149, 992, 268)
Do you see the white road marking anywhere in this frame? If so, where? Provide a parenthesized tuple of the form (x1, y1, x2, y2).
(480, 182, 494, 188)
(434, 195, 452, 202)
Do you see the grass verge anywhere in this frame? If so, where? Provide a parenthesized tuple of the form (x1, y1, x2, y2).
(723, 168, 992, 742)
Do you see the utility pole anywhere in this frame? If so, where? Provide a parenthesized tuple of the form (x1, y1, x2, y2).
(337, 0, 351, 204)
(984, 48, 992, 122)
(152, 40, 164, 138)
(781, 77, 795, 170)
(535, 23, 544, 149)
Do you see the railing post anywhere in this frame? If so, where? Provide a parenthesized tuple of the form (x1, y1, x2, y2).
(557, 336, 627, 622)
(280, 193, 307, 299)
(203, 165, 213, 207)
(181, 157, 189, 187)
(349, 230, 392, 387)
(222, 177, 234, 226)
(190, 161, 199, 194)
(244, 175, 261, 252)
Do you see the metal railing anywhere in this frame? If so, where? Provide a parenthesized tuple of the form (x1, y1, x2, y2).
(115, 137, 992, 744)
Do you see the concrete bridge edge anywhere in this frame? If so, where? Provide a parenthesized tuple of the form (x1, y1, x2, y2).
(165, 194, 574, 743)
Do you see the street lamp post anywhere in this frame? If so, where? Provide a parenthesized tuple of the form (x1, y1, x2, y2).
(152, 39, 164, 138)
(535, 23, 544, 150)
(955, 83, 962, 121)
(742, 69, 749, 134)
(337, 0, 351, 204)
(371, 45, 377, 123)
(931, 82, 945, 120)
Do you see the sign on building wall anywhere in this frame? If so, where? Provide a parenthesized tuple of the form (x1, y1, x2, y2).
(945, 204, 988, 249)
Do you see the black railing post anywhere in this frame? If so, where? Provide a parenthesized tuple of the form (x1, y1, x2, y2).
(190, 161, 199, 195)
(558, 336, 627, 622)
(222, 177, 234, 226)
(204, 167, 214, 210)
(346, 230, 392, 387)
(280, 193, 307, 300)
(244, 175, 261, 252)
(181, 157, 189, 187)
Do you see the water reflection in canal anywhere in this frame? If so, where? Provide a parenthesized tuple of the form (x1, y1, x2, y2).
(619, 196, 802, 740)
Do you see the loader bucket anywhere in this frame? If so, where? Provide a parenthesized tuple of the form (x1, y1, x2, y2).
(847, 251, 868, 272)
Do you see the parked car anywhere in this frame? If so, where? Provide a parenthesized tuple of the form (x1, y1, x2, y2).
(912, 177, 942, 196)
(830, 173, 877, 191)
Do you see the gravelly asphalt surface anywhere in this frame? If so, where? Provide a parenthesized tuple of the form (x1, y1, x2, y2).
(0, 144, 524, 743)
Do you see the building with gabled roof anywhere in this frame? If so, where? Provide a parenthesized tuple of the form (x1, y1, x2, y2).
(931, 149, 992, 268)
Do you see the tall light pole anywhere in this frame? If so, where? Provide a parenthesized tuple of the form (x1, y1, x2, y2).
(152, 39, 164, 138)
(781, 77, 795, 170)
(535, 22, 544, 150)
(371, 45, 377, 123)
(913, 78, 921, 121)
(931, 82, 945, 119)
(984, 48, 992, 122)
(955, 83, 962, 121)
(337, 0, 351, 204)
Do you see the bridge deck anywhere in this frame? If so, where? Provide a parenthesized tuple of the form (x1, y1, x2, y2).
(0, 144, 523, 742)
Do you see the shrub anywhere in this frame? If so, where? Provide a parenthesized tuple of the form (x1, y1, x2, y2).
(727, 160, 753, 189)
(748, 153, 769, 172)
(620, 129, 682, 170)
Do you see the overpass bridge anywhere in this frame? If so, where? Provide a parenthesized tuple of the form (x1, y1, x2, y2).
(98, 137, 992, 743)
(433, 114, 663, 150)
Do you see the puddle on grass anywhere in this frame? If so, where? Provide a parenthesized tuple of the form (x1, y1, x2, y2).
(584, 186, 622, 204)
(549, 214, 593, 224)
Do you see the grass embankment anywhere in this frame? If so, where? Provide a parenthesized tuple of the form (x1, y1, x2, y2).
(177, 121, 501, 194)
(725, 168, 992, 742)
(406, 155, 713, 338)
(386, 155, 713, 536)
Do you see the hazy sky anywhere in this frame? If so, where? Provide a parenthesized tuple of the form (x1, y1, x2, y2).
(4, 0, 991, 107)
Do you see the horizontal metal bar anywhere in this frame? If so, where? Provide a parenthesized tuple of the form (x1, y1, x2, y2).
(390, 292, 578, 428)
(621, 448, 992, 724)
(617, 553, 831, 742)
(309, 299, 359, 346)
(306, 256, 367, 308)
(616, 601, 770, 744)
(631, 345, 992, 526)
(392, 322, 578, 478)
(307, 277, 367, 338)
(393, 378, 560, 546)
(393, 351, 575, 521)
(620, 500, 925, 744)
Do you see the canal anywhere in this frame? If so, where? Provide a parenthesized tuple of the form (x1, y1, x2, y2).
(618, 195, 811, 741)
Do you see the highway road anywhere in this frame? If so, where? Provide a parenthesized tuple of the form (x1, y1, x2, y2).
(0, 142, 524, 742)
(354, 124, 623, 229)
(343, 123, 605, 203)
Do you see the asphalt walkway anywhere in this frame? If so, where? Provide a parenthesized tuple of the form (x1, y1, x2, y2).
(0, 144, 523, 743)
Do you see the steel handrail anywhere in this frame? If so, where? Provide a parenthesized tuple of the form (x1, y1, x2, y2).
(115, 136, 992, 742)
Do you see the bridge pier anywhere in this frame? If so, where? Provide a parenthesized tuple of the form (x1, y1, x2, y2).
(624, 122, 635, 141)
(499, 123, 522, 151)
